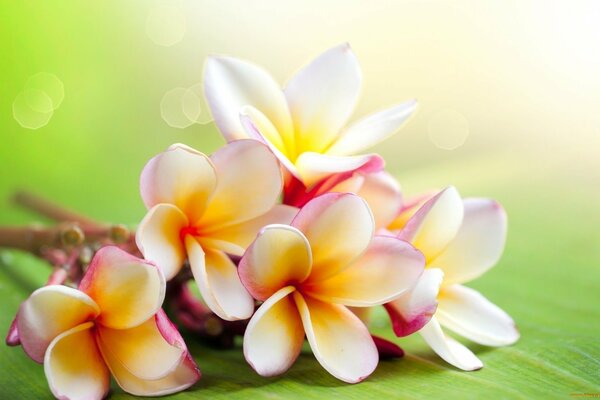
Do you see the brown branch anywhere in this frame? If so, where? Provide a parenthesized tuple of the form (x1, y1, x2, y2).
(12, 191, 104, 228)
(0, 224, 130, 255)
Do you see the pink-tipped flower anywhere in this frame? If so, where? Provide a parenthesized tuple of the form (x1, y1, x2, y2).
(385, 186, 519, 371)
(136, 140, 297, 321)
(204, 43, 417, 189)
(238, 193, 424, 383)
(16, 246, 200, 400)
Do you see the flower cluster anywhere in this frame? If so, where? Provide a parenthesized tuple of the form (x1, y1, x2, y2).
(8, 44, 518, 399)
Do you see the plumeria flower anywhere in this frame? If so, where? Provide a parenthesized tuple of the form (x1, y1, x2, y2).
(136, 140, 297, 321)
(238, 193, 425, 383)
(204, 43, 417, 192)
(384, 186, 519, 371)
(16, 246, 200, 400)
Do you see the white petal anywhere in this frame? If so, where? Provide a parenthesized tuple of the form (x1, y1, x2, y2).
(284, 44, 362, 154)
(44, 322, 110, 400)
(200, 140, 283, 228)
(79, 246, 165, 330)
(292, 193, 374, 282)
(204, 56, 293, 142)
(398, 186, 463, 262)
(304, 236, 424, 307)
(385, 268, 444, 337)
(437, 285, 519, 346)
(419, 317, 483, 371)
(240, 106, 300, 178)
(202, 204, 298, 257)
(238, 225, 312, 301)
(355, 171, 403, 229)
(100, 331, 200, 396)
(294, 293, 378, 383)
(327, 100, 418, 156)
(17, 286, 99, 363)
(243, 286, 304, 376)
(295, 151, 377, 189)
(431, 199, 507, 285)
(136, 203, 188, 280)
(186, 237, 254, 321)
(96, 316, 184, 380)
(139, 143, 217, 222)
(100, 309, 201, 396)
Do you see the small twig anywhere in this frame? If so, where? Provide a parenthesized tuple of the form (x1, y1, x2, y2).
(0, 224, 112, 255)
(12, 191, 103, 228)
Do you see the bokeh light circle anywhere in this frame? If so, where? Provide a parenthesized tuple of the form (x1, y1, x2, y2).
(25, 72, 64, 110)
(428, 109, 470, 150)
(146, 5, 186, 47)
(13, 89, 54, 129)
(161, 87, 194, 129)
(183, 83, 213, 125)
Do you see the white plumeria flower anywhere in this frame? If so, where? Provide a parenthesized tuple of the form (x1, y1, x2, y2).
(238, 193, 425, 383)
(204, 43, 417, 188)
(136, 140, 297, 321)
(385, 186, 519, 370)
(16, 246, 200, 400)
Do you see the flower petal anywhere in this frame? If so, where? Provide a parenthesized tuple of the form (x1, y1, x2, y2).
(295, 152, 377, 188)
(243, 286, 304, 376)
(419, 316, 483, 371)
(136, 203, 188, 280)
(304, 236, 424, 307)
(199, 140, 283, 228)
(204, 55, 293, 143)
(79, 246, 165, 330)
(186, 237, 254, 321)
(140, 143, 217, 222)
(292, 193, 374, 282)
(387, 191, 436, 231)
(372, 335, 404, 359)
(44, 322, 110, 400)
(96, 316, 185, 380)
(284, 44, 362, 154)
(99, 318, 200, 397)
(437, 285, 519, 346)
(6, 317, 20, 346)
(327, 100, 418, 156)
(293, 293, 378, 383)
(384, 268, 444, 337)
(200, 204, 298, 257)
(398, 186, 463, 262)
(239, 225, 312, 301)
(431, 199, 507, 285)
(240, 106, 300, 177)
(329, 173, 365, 194)
(17, 286, 99, 363)
(355, 171, 403, 229)
(100, 309, 200, 396)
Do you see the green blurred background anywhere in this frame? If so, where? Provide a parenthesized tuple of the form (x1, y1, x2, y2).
(1, 1, 598, 398)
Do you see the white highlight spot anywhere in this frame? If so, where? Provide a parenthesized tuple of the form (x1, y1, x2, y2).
(183, 83, 212, 125)
(161, 87, 194, 129)
(428, 109, 469, 150)
(146, 5, 186, 47)
(25, 72, 64, 110)
(13, 89, 54, 130)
